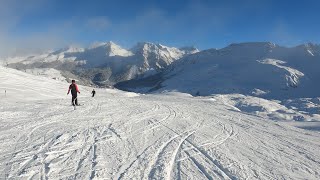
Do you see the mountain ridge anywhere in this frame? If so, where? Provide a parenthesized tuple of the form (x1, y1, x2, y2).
(3, 41, 199, 86)
(2, 41, 320, 98)
(116, 42, 320, 100)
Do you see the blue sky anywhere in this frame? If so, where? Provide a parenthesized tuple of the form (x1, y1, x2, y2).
(0, 0, 319, 56)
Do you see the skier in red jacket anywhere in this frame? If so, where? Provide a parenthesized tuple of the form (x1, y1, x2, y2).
(67, 80, 80, 106)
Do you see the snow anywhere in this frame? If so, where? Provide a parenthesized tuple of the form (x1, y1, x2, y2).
(1, 66, 320, 179)
(131, 42, 199, 67)
(134, 42, 320, 99)
(210, 94, 320, 122)
(3, 42, 197, 69)
(307, 50, 315, 56)
(88, 41, 134, 57)
(1, 42, 200, 84)
(0, 66, 66, 101)
(0, 41, 200, 87)
(257, 59, 304, 88)
(25, 68, 67, 82)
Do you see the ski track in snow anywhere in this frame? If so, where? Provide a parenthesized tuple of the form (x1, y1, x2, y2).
(1, 89, 320, 179)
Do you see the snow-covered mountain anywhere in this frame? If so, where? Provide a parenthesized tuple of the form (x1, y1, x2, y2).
(116, 42, 320, 100)
(130, 42, 198, 69)
(4, 42, 198, 85)
(5, 41, 320, 99)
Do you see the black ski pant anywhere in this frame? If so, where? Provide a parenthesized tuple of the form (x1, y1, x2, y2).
(72, 95, 78, 106)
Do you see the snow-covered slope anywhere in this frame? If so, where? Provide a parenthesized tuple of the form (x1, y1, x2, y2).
(0, 66, 91, 101)
(211, 94, 320, 121)
(25, 68, 67, 82)
(121, 42, 320, 99)
(0, 66, 66, 101)
(0, 67, 319, 179)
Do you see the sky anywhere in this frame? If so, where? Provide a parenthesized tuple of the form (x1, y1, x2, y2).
(0, 0, 320, 57)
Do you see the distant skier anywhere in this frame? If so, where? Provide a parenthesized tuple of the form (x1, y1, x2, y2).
(67, 80, 80, 106)
(92, 89, 96, 97)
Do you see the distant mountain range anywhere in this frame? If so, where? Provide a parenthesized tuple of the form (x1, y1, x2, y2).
(116, 42, 320, 99)
(4, 41, 198, 86)
(3, 41, 320, 99)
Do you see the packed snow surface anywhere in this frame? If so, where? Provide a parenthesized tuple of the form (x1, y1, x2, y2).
(0, 67, 320, 179)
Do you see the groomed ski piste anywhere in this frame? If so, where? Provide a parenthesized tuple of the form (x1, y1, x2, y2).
(0, 66, 319, 180)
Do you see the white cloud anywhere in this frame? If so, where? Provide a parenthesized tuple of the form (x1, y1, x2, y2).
(0, 0, 70, 58)
(106, 2, 236, 47)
